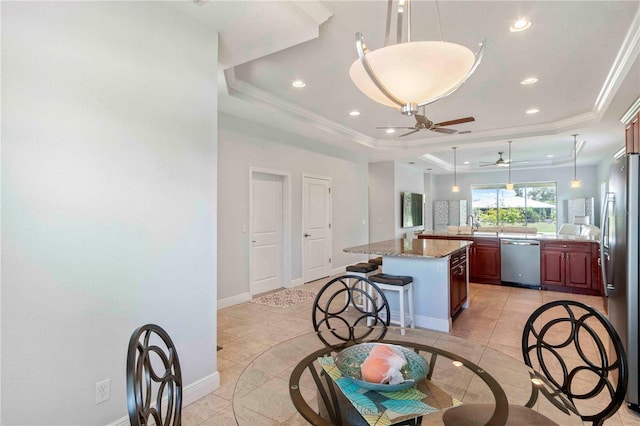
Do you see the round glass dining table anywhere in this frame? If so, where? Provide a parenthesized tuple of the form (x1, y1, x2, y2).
(232, 326, 582, 425)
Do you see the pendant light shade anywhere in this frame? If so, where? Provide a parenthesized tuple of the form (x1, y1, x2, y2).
(506, 141, 514, 190)
(571, 134, 581, 188)
(452, 147, 460, 192)
(350, 0, 484, 116)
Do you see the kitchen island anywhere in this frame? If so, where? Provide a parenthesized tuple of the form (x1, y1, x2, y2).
(344, 238, 473, 332)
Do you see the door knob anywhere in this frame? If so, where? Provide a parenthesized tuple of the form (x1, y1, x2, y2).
(304, 233, 311, 237)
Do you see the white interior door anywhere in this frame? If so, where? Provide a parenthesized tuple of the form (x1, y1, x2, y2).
(303, 176, 332, 282)
(251, 173, 283, 295)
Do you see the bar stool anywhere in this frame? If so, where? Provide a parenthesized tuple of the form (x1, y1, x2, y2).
(369, 257, 383, 270)
(368, 273, 415, 332)
(344, 262, 378, 310)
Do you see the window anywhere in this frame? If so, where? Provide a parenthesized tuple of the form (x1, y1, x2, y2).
(471, 182, 557, 233)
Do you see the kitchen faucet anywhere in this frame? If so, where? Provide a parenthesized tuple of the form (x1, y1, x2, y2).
(467, 214, 477, 231)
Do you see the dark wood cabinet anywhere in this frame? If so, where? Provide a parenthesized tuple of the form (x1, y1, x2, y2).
(449, 249, 468, 317)
(418, 234, 602, 294)
(469, 238, 501, 285)
(625, 111, 639, 154)
(540, 241, 602, 295)
(419, 235, 499, 285)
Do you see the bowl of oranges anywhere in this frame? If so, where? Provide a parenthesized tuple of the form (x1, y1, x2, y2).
(334, 343, 428, 392)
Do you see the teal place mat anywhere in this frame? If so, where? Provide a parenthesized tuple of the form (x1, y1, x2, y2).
(319, 356, 461, 426)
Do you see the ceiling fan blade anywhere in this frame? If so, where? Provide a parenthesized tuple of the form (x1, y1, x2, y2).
(376, 126, 415, 130)
(432, 127, 457, 134)
(434, 117, 475, 127)
(414, 114, 430, 126)
(399, 129, 421, 137)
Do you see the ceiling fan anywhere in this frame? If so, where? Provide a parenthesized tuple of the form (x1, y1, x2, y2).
(377, 114, 475, 137)
(479, 151, 529, 167)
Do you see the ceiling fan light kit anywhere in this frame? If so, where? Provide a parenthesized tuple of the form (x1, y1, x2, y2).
(349, 0, 484, 116)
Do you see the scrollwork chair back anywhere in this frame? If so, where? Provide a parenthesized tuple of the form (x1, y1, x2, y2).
(521, 300, 628, 426)
(127, 324, 182, 426)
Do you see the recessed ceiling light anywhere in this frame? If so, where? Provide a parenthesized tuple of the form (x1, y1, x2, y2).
(291, 80, 306, 88)
(349, 110, 361, 116)
(520, 77, 538, 85)
(463, 161, 470, 164)
(546, 154, 554, 158)
(510, 18, 532, 32)
(386, 129, 396, 134)
(526, 108, 540, 114)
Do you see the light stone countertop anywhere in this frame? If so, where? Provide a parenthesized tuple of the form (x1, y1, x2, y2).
(343, 238, 472, 258)
(417, 230, 600, 243)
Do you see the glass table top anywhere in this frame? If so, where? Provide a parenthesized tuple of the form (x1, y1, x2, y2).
(232, 326, 583, 425)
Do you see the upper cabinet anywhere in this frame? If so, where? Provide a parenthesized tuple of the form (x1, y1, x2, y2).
(624, 100, 640, 154)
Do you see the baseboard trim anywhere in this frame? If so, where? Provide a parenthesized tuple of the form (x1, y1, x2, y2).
(218, 292, 251, 309)
(414, 315, 451, 333)
(332, 265, 350, 275)
(107, 372, 220, 426)
(290, 277, 304, 288)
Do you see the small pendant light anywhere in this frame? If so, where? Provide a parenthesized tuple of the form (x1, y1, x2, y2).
(452, 147, 460, 193)
(506, 141, 514, 190)
(571, 134, 581, 188)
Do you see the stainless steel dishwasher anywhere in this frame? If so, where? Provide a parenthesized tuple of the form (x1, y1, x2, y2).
(500, 239, 541, 288)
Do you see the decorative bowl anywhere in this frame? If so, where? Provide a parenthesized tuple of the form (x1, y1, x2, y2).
(335, 343, 429, 392)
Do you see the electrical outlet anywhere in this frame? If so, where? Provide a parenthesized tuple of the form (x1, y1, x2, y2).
(95, 379, 110, 404)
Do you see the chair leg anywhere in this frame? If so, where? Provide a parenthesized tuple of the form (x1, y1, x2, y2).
(366, 283, 374, 326)
(408, 283, 415, 328)
(399, 287, 406, 335)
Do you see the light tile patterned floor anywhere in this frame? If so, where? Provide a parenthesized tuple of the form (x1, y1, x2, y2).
(183, 277, 640, 425)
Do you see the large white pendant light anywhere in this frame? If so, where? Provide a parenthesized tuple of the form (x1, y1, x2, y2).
(571, 134, 581, 188)
(452, 147, 460, 193)
(506, 141, 514, 190)
(349, 0, 485, 116)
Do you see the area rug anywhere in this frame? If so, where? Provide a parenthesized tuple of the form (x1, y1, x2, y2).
(251, 288, 317, 308)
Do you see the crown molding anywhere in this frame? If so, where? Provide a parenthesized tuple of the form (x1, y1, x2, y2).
(594, 6, 640, 118)
(224, 68, 379, 148)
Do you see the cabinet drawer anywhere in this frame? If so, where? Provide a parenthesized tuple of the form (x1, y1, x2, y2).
(541, 241, 591, 252)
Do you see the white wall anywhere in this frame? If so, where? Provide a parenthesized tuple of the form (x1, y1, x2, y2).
(217, 114, 369, 303)
(424, 173, 435, 230)
(2, 3, 219, 424)
(368, 162, 396, 242)
(368, 162, 425, 241)
(432, 165, 599, 229)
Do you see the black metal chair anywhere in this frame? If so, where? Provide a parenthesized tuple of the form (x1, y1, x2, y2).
(312, 274, 391, 348)
(521, 300, 628, 425)
(127, 324, 182, 426)
(443, 300, 628, 426)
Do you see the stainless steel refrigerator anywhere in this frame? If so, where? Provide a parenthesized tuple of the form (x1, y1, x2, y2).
(601, 153, 639, 411)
